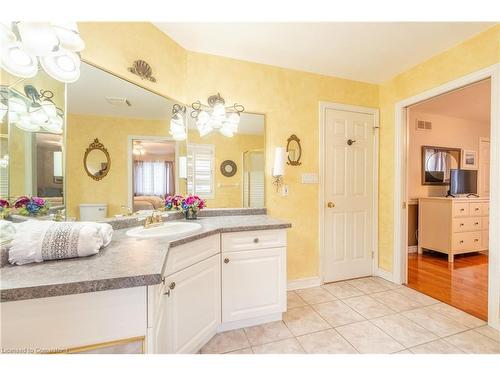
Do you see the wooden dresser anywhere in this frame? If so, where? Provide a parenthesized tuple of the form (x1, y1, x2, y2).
(418, 197, 489, 262)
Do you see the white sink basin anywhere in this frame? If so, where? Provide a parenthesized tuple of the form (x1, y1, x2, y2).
(126, 221, 202, 239)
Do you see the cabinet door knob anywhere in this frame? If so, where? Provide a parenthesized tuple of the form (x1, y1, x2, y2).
(475, 222, 479, 225)
(460, 223, 464, 227)
(460, 208, 465, 212)
(253, 238, 259, 243)
(224, 258, 230, 264)
(327, 202, 335, 208)
(474, 239, 479, 242)
(460, 240, 464, 244)
(169, 282, 176, 290)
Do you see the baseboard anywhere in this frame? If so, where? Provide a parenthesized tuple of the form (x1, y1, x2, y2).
(287, 277, 321, 291)
(217, 313, 282, 332)
(375, 268, 395, 283)
(408, 245, 418, 254)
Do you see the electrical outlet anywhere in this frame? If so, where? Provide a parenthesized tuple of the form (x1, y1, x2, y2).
(282, 185, 289, 197)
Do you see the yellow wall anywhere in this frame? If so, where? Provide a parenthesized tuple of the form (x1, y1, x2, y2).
(187, 129, 264, 208)
(74, 22, 499, 280)
(377, 24, 500, 270)
(66, 113, 181, 218)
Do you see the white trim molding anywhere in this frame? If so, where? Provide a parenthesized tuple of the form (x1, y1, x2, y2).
(318, 102, 380, 284)
(392, 63, 500, 329)
(287, 277, 321, 291)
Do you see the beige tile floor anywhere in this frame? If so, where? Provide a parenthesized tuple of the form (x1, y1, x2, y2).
(201, 277, 500, 354)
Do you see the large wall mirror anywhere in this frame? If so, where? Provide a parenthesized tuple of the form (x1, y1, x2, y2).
(66, 62, 188, 219)
(421, 145, 461, 185)
(2, 70, 66, 213)
(185, 109, 265, 208)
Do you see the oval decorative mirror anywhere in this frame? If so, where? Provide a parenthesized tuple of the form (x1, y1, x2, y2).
(286, 134, 302, 166)
(220, 160, 237, 177)
(84, 138, 111, 181)
(421, 145, 461, 185)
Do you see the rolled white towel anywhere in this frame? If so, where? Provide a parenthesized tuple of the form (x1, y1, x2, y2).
(0, 220, 16, 245)
(9, 220, 112, 265)
(79, 222, 114, 247)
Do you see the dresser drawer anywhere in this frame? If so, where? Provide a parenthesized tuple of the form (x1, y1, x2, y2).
(163, 234, 220, 276)
(482, 202, 489, 216)
(222, 229, 286, 253)
(470, 202, 483, 216)
(452, 217, 482, 233)
(452, 231, 482, 252)
(452, 203, 469, 217)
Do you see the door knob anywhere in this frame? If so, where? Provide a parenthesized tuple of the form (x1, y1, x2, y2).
(327, 202, 335, 208)
(347, 139, 357, 146)
(224, 258, 230, 264)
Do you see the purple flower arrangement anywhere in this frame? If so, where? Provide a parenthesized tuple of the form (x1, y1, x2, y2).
(165, 195, 183, 210)
(14, 196, 50, 216)
(164, 194, 206, 219)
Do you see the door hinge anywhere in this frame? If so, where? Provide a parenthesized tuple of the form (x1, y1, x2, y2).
(402, 201, 407, 209)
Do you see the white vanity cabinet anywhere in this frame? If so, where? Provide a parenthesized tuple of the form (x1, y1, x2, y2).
(154, 253, 221, 354)
(220, 230, 286, 330)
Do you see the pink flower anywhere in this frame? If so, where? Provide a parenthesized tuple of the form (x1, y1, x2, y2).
(0, 199, 9, 208)
(32, 197, 45, 207)
(14, 196, 30, 208)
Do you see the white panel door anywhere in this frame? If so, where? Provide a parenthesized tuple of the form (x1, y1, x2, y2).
(222, 247, 286, 322)
(156, 254, 221, 354)
(479, 138, 490, 197)
(323, 108, 375, 282)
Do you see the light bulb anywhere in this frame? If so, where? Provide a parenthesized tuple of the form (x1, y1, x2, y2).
(197, 110, 210, 125)
(40, 49, 81, 83)
(0, 42, 38, 78)
(198, 124, 212, 137)
(29, 104, 49, 125)
(16, 113, 40, 132)
(228, 112, 240, 124)
(17, 22, 59, 56)
(220, 124, 234, 138)
(213, 103, 225, 117)
(41, 100, 57, 118)
(8, 97, 27, 113)
(51, 22, 85, 52)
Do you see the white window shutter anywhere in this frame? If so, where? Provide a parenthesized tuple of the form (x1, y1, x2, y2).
(187, 144, 215, 198)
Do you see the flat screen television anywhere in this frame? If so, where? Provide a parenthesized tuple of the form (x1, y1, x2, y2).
(449, 169, 478, 196)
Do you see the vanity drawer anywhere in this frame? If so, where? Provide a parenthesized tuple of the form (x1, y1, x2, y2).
(452, 217, 482, 233)
(222, 229, 286, 253)
(470, 202, 483, 216)
(452, 203, 469, 217)
(163, 234, 220, 276)
(452, 231, 482, 252)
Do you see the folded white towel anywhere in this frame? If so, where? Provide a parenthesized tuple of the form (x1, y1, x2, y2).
(0, 220, 16, 245)
(9, 220, 113, 265)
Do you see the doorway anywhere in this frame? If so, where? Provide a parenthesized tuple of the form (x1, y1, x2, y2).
(319, 103, 379, 283)
(393, 64, 500, 328)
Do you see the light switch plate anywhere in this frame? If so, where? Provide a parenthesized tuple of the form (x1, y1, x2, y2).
(301, 173, 319, 184)
(282, 185, 289, 197)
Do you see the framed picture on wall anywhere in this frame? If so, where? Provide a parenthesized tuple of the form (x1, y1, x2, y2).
(462, 150, 478, 169)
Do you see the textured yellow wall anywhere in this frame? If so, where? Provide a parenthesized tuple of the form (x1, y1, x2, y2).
(188, 129, 264, 208)
(185, 52, 379, 279)
(66, 113, 177, 218)
(377, 24, 500, 271)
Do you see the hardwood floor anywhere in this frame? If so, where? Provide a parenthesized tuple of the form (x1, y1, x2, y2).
(407, 251, 488, 321)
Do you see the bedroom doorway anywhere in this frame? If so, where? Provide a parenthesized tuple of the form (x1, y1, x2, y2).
(393, 64, 500, 327)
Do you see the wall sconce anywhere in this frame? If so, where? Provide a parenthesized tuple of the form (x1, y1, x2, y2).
(272, 147, 286, 192)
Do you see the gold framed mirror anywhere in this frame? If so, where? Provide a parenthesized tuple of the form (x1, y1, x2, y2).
(84, 138, 111, 181)
(286, 134, 302, 166)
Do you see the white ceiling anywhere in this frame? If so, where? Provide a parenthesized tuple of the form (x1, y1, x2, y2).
(155, 22, 496, 83)
(135, 140, 176, 155)
(410, 79, 491, 123)
(68, 62, 173, 120)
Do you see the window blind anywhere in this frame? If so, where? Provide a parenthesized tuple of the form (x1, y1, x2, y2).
(187, 144, 215, 198)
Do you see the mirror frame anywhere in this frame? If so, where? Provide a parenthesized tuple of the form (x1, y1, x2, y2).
(421, 145, 462, 185)
(84, 138, 111, 181)
(220, 159, 237, 177)
(286, 134, 302, 166)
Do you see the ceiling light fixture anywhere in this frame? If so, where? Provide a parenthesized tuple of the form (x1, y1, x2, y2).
(190, 93, 244, 137)
(0, 22, 84, 83)
(169, 104, 187, 141)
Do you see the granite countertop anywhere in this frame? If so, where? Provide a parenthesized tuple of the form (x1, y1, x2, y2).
(0, 215, 291, 302)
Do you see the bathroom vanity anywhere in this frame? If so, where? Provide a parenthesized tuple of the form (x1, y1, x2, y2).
(0, 214, 290, 354)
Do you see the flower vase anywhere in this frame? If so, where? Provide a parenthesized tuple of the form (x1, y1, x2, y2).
(184, 208, 198, 220)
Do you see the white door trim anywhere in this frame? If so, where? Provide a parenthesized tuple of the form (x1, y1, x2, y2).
(127, 135, 179, 211)
(319, 102, 380, 284)
(393, 63, 500, 329)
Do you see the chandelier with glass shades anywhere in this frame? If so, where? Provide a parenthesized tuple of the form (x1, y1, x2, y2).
(0, 22, 85, 83)
(169, 103, 187, 141)
(190, 93, 244, 137)
(9, 85, 64, 134)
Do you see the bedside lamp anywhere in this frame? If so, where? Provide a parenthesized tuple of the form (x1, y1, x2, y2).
(272, 147, 286, 192)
